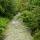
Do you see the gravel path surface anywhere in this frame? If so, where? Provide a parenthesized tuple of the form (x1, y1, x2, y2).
(4, 13, 33, 40)
(4, 20, 33, 40)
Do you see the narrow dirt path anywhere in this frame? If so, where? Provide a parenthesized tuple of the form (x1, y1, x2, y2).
(4, 20, 33, 40)
(4, 13, 33, 40)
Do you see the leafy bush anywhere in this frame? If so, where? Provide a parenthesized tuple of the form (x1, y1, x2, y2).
(30, 0, 40, 6)
(0, 17, 9, 33)
(0, 0, 16, 19)
(19, 10, 40, 36)
(11, 0, 30, 12)
(33, 31, 40, 40)
(0, 17, 9, 40)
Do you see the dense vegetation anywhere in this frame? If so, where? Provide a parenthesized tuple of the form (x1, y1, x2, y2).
(0, 0, 40, 40)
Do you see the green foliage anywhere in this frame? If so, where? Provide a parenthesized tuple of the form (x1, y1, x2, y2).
(19, 10, 40, 36)
(0, 0, 40, 40)
(0, 17, 9, 27)
(13, 0, 40, 12)
(23, 0, 40, 11)
(33, 31, 40, 40)
(0, 0, 16, 19)
(0, 17, 9, 40)
(11, 0, 30, 12)
(20, 11, 37, 28)
(0, 17, 9, 33)
(30, 0, 40, 6)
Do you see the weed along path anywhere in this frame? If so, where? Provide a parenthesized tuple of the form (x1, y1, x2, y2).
(4, 13, 33, 40)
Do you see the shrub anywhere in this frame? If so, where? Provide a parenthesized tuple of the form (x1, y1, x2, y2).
(0, 0, 16, 19)
(33, 31, 40, 40)
(0, 17, 9, 40)
(19, 10, 40, 36)
(30, 0, 40, 6)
